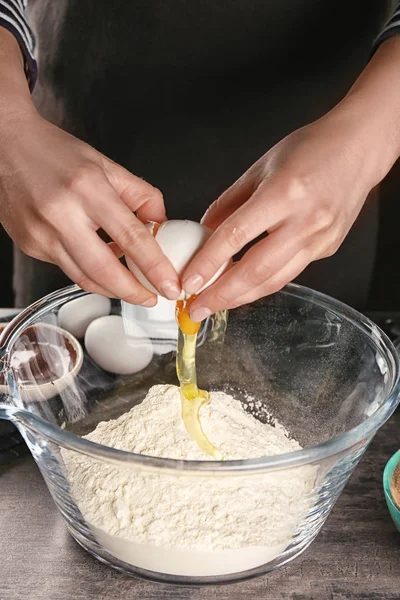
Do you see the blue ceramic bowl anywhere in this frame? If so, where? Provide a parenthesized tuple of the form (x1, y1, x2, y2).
(383, 449, 400, 532)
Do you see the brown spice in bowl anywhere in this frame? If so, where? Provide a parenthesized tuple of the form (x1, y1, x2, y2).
(0, 324, 77, 386)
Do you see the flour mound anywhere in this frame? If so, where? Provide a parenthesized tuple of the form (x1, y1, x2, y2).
(63, 385, 315, 552)
(84, 384, 300, 460)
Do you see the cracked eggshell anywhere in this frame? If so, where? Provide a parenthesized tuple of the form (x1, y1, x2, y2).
(126, 220, 229, 300)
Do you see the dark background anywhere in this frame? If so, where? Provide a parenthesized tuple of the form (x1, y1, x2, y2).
(369, 159, 400, 309)
(1, 160, 399, 309)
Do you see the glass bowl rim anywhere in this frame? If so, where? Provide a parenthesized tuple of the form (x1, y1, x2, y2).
(0, 283, 399, 476)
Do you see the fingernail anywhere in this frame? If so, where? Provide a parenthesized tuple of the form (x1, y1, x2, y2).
(142, 297, 158, 307)
(160, 279, 182, 300)
(183, 274, 204, 295)
(190, 307, 212, 323)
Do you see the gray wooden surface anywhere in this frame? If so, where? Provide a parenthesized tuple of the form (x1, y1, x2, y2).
(1, 408, 399, 600)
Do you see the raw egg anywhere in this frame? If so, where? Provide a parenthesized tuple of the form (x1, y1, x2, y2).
(176, 297, 201, 335)
(126, 220, 229, 300)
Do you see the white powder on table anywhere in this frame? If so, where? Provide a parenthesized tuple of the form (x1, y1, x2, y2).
(62, 385, 315, 576)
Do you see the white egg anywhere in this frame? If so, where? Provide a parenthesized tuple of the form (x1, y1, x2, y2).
(84, 315, 153, 375)
(126, 220, 229, 300)
(58, 294, 111, 338)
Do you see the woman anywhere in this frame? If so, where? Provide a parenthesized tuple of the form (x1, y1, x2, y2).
(0, 1, 399, 317)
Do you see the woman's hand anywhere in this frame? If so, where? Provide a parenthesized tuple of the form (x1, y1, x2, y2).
(0, 28, 182, 305)
(183, 113, 379, 319)
(0, 112, 182, 305)
(183, 38, 400, 321)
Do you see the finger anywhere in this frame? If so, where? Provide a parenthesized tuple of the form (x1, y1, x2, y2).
(86, 178, 181, 300)
(188, 227, 307, 319)
(101, 156, 167, 223)
(61, 226, 158, 306)
(183, 179, 284, 296)
(56, 245, 116, 298)
(201, 168, 258, 230)
(229, 253, 311, 307)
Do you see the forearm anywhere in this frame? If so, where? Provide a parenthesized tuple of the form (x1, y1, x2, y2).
(0, 27, 36, 125)
(0, 0, 37, 90)
(330, 36, 400, 187)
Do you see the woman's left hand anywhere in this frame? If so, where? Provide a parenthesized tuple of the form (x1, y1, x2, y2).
(182, 92, 399, 322)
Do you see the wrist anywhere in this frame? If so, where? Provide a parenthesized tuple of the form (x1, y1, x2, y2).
(332, 37, 400, 185)
(0, 94, 37, 145)
(0, 27, 36, 127)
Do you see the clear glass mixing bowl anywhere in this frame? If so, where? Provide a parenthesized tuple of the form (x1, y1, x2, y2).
(0, 284, 399, 586)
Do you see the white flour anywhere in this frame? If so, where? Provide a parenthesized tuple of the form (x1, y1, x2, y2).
(63, 385, 315, 576)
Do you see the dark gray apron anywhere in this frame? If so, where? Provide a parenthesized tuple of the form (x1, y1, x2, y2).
(14, 0, 389, 308)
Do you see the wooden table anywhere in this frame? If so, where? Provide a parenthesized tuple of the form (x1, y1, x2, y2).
(1, 308, 400, 599)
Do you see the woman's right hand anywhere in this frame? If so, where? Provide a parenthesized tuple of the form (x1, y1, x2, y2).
(0, 111, 181, 305)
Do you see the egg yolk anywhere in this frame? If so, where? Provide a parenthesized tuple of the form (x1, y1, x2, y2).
(176, 296, 201, 335)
